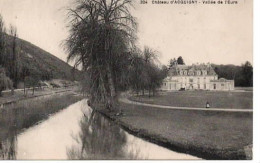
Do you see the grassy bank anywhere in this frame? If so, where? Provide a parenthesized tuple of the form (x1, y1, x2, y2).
(130, 91, 253, 109)
(235, 87, 253, 91)
(97, 101, 252, 160)
(0, 86, 79, 105)
(0, 93, 84, 141)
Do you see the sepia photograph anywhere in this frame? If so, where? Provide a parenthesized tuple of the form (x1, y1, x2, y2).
(0, 0, 254, 160)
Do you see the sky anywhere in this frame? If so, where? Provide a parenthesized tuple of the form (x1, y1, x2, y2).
(0, 0, 253, 66)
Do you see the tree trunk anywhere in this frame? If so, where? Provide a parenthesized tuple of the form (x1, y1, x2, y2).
(107, 64, 116, 98)
(32, 86, 35, 95)
(11, 87, 14, 95)
(148, 89, 151, 98)
(142, 89, 144, 96)
(24, 81, 26, 96)
(104, 21, 119, 112)
(106, 64, 118, 111)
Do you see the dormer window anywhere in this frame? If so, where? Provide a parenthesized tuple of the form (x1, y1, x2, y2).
(180, 71, 183, 75)
(197, 71, 201, 75)
(203, 71, 207, 75)
(184, 71, 187, 75)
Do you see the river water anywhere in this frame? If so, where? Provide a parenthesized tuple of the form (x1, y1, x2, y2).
(2, 99, 200, 160)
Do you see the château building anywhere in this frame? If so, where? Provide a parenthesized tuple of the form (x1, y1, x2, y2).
(161, 62, 234, 91)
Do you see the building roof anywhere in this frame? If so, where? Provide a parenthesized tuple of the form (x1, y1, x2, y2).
(168, 63, 217, 76)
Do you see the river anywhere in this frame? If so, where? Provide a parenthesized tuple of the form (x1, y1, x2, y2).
(1, 99, 200, 160)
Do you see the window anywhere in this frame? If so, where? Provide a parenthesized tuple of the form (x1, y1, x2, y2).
(197, 71, 201, 75)
(214, 84, 216, 89)
(204, 84, 206, 89)
(180, 71, 183, 75)
(198, 84, 200, 89)
(189, 78, 193, 83)
(184, 71, 187, 75)
(203, 71, 207, 75)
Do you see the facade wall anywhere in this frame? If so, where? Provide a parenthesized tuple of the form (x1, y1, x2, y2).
(161, 76, 235, 91)
(161, 63, 235, 91)
(209, 81, 234, 91)
(161, 75, 219, 91)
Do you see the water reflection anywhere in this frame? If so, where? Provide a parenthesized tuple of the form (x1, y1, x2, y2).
(0, 99, 199, 160)
(0, 107, 18, 159)
(67, 110, 137, 159)
(0, 106, 27, 160)
(67, 107, 200, 160)
(0, 135, 17, 159)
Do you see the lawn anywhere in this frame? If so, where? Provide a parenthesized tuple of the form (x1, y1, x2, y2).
(113, 102, 253, 159)
(235, 87, 253, 91)
(130, 90, 253, 109)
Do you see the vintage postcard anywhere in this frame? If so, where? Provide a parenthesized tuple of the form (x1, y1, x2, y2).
(0, 0, 253, 160)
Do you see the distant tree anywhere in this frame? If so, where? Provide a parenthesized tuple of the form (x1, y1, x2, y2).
(143, 46, 159, 64)
(169, 58, 176, 68)
(212, 62, 253, 87)
(9, 25, 20, 88)
(0, 67, 13, 96)
(142, 47, 163, 97)
(25, 74, 40, 95)
(128, 50, 147, 95)
(241, 61, 253, 87)
(213, 64, 241, 81)
(21, 66, 30, 95)
(41, 70, 51, 81)
(177, 56, 185, 65)
(146, 64, 160, 97)
(128, 47, 165, 97)
(161, 65, 169, 78)
(0, 14, 6, 67)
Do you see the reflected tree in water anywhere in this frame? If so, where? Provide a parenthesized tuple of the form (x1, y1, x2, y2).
(67, 110, 138, 159)
(0, 132, 17, 159)
(0, 107, 18, 160)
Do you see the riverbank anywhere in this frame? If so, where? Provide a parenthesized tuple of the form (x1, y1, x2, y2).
(0, 86, 79, 106)
(0, 93, 84, 142)
(96, 98, 252, 160)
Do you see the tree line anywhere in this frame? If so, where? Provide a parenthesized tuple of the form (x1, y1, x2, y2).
(0, 14, 17, 95)
(212, 62, 253, 87)
(0, 14, 43, 96)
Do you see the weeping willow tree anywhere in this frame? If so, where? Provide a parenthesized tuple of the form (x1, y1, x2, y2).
(64, 0, 137, 110)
